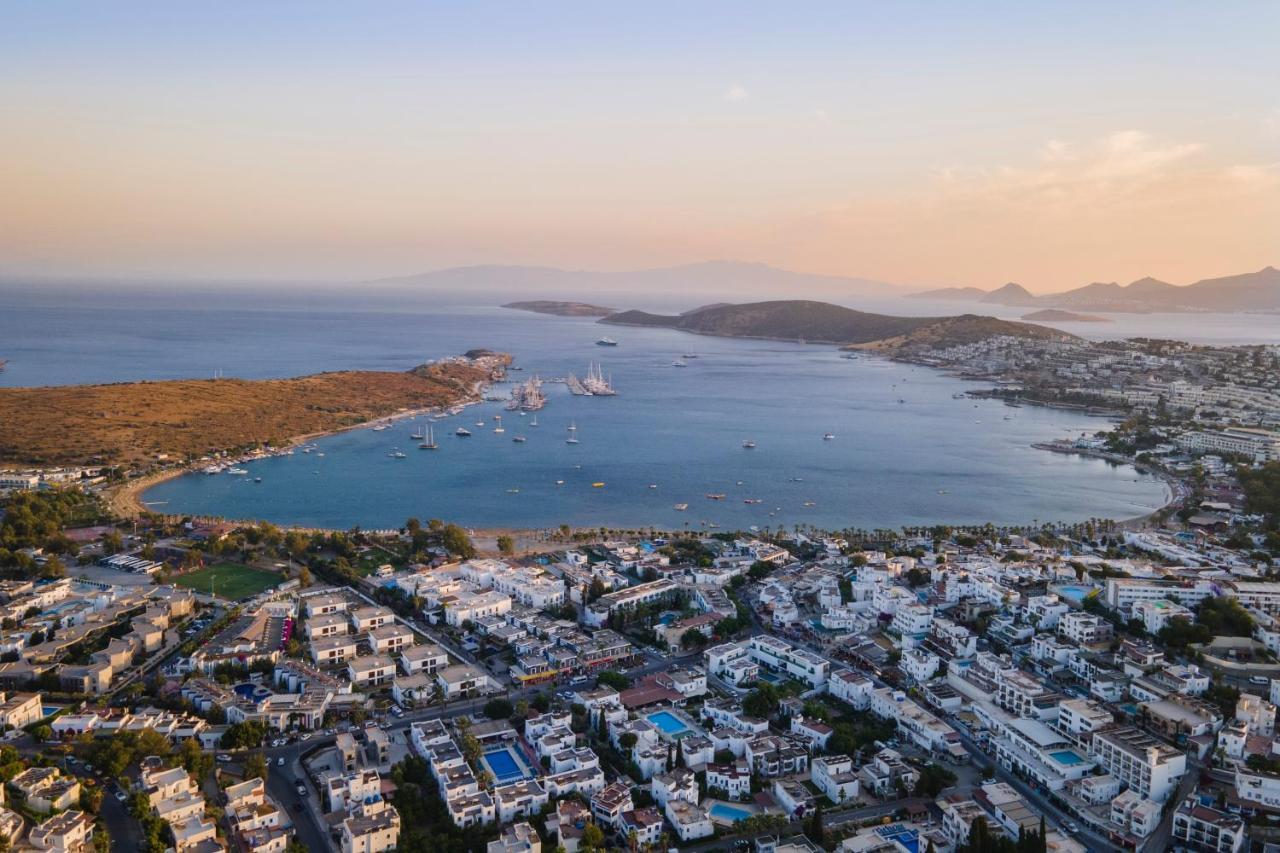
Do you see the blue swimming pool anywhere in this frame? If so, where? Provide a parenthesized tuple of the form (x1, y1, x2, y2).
(482, 747, 526, 784)
(1050, 749, 1085, 765)
(877, 825, 919, 853)
(647, 710, 690, 736)
(1056, 585, 1088, 602)
(709, 803, 752, 822)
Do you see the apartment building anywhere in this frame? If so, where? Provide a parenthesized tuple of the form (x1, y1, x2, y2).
(400, 642, 449, 675)
(1171, 796, 1246, 852)
(747, 635, 829, 688)
(810, 754, 860, 804)
(1089, 727, 1187, 802)
(582, 579, 679, 628)
(1057, 612, 1114, 646)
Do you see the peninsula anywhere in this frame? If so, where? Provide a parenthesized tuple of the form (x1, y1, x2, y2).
(0, 352, 508, 467)
(600, 300, 1073, 353)
(502, 300, 616, 317)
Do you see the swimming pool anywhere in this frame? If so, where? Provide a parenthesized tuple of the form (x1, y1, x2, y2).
(647, 710, 690, 736)
(482, 747, 528, 784)
(1050, 749, 1085, 765)
(709, 803, 752, 823)
(1056, 585, 1088, 602)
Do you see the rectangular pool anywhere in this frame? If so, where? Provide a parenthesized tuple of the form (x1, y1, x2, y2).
(647, 710, 690, 736)
(481, 747, 527, 784)
(1050, 749, 1085, 765)
(709, 803, 752, 823)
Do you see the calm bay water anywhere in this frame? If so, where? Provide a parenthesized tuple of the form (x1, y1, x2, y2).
(0, 289, 1177, 531)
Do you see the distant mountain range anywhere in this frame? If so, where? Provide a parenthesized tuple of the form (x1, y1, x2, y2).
(370, 260, 900, 302)
(600, 300, 1074, 354)
(911, 266, 1280, 313)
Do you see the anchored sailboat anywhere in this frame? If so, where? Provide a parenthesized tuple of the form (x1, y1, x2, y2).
(565, 422, 579, 445)
(419, 426, 438, 450)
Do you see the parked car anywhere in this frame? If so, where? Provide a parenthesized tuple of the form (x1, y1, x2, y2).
(216, 754, 232, 763)
(277, 757, 286, 767)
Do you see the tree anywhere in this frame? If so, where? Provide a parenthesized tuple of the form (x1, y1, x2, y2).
(588, 576, 607, 603)
(243, 752, 268, 781)
(220, 721, 268, 750)
(596, 670, 631, 691)
(484, 698, 514, 719)
(806, 802, 825, 846)
(461, 732, 482, 764)
(581, 823, 605, 851)
(914, 763, 957, 797)
(742, 682, 779, 719)
(496, 535, 515, 556)
(31, 724, 52, 742)
(441, 524, 476, 559)
(681, 630, 708, 650)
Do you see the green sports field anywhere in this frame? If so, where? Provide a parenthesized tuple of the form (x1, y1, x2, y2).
(173, 563, 281, 600)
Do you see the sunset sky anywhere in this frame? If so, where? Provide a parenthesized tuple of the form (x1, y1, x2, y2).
(3, 2, 1278, 291)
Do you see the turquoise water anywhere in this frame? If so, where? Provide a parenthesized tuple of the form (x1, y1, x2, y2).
(1050, 749, 1085, 765)
(647, 710, 690, 736)
(709, 803, 752, 822)
(133, 307, 1167, 530)
(1057, 586, 1088, 602)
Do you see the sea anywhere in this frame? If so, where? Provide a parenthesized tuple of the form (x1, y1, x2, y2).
(6, 283, 1265, 532)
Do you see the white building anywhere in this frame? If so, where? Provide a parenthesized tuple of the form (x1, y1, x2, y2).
(1089, 727, 1186, 803)
(810, 754, 860, 805)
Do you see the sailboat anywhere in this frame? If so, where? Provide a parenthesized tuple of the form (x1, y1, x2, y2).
(530, 414, 539, 427)
(494, 415, 505, 434)
(410, 424, 425, 441)
(565, 422, 579, 445)
(742, 439, 756, 449)
(388, 448, 407, 459)
(419, 426, 438, 450)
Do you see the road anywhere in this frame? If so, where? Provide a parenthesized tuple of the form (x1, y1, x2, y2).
(1143, 759, 1199, 853)
(758, 622, 1119, 852)
(950, 726, 1109, 853)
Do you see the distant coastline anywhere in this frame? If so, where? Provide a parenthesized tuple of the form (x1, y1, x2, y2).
(1021, 309, 1111, 323)
(502, 300, 616, 317)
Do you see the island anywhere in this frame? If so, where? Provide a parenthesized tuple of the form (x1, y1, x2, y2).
(1021, 309, 1111, 323)
(502, 300, 616, 317)
(0, 351, 509, 467)
(600, 299, 1074, 355)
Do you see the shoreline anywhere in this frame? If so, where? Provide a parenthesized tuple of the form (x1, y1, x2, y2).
(1031, 441, 1184, 527)
(105, 340, 1179, 536)
(108, 381, 492, 518)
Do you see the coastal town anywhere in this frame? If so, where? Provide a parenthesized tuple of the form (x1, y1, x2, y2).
(5, 3, 1277, 851)
(0, 400, 1278, 853)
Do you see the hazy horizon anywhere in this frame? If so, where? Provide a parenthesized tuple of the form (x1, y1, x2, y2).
(3, 2, 1278, 292)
